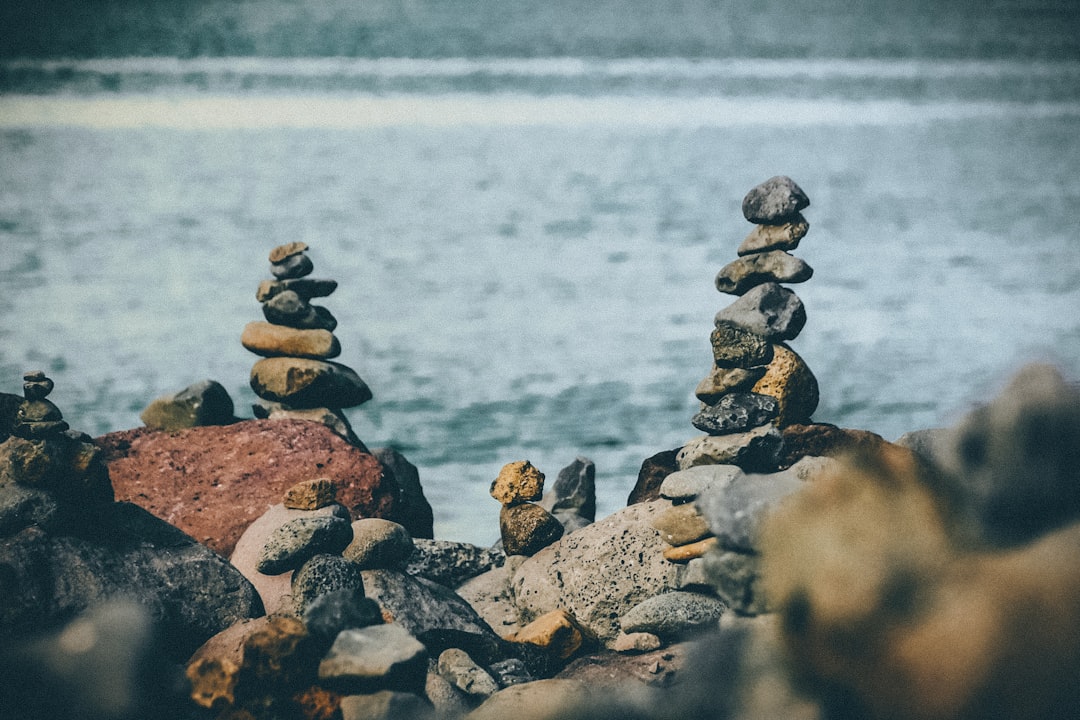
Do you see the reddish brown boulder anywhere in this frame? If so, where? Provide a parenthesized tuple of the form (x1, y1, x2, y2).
(779, 423, 889, 468)
(96, 419, 408, 557)
(627, 449, 680, 505)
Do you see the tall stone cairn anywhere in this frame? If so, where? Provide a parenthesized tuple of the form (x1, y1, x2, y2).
(677, 176, 820, 472)
(244, 243, 373, 429)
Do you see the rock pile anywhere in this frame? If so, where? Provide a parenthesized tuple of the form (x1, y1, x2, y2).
(490, 461, 564, 556)
(680, 176, 819, 472)
(244, 242, 372, 444)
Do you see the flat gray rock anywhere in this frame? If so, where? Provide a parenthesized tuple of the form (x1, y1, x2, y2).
(539, 456, 596, 522)
(715, 250, 813, 296)
(659, 464, 745, 503)
(676, 426, 785, 473)
(437, 647, 500, 697)
(318, 623, 428, 694)
(257, 514, 354, 575)
(619, 591, 726, 638)
(405, 538, 505, 589)
(715, 282, 806, 342)
(691, 393, 778, 436)
(741, 175, 810, 224)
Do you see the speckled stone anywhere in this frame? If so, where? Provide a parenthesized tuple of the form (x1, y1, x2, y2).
(714, 282, 806, 342)
(490, 460, 546, 506)
(343, 518, 415, 570)
(710, 321, 774, 368)
(256, 514, 354, 575)
(292, 554, 365, 615)
(741, 176, 809, 224)
(269, 241, 308, 264)
(691, 392, 778, 436)
(283, 477, 338, 510)
(619, 591, 726, 639)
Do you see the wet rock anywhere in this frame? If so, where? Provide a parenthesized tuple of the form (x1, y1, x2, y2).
(370, 447, 435, 540)
(626, 448, 680, 505)
(715, 250, 813, 295)
(257, 514, 354, 575)
(343, 518, 414, 570)
(715, 282, 806, 342)
(302, 587, 383, 648)
(405, 538, 505, 588)
(620, 591, 726, 639)
(694, 364, 767, 404)
(751, 343, 819, 427)
(741, 175, 810, 223)
(710, 320, 774, 368)
(437, 648, 500, 698)
(318, 623, 428, 694)
(511, 500, 682, 644)
(499, 502, 564, 556)
(694, 469, 804, 553)
(691, 392, 778, 435)
(138, 379, 236, 431)
(98, 419, 399, 557)
(250, 357, 373, 409)
(292, 553, 365, 615)
(489, 460, 545, 506)
(283, 477, 338, 510)
(241, 321, 341, 359)
(737, 213, 809, 255)
(261, 290, 339, 331)
(676, 425, 785, 472)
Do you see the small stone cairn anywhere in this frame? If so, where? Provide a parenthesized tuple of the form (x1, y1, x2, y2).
(490, 461, 564, 556)
(243, 242, 372, 441)
(677, 176, 820, 472)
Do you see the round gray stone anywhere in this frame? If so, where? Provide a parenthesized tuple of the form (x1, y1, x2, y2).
(619, 591, 726, 638)
(741, 175, 810, 223)
(714, 282, 806, 342)
(710, 321, 773, 368)
(257, 514, 354, 575)
(343, 518, 415, 570)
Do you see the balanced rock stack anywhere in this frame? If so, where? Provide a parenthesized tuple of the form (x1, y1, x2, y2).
(679, 176, 819, 472)
(243, 243, 372, 436)
(490, 461, 564, 556)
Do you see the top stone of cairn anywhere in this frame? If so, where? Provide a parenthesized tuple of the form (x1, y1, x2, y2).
(741, 176, 810, 224)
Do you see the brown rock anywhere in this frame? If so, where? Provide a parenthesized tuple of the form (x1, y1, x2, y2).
(711, 321, 774, 368)
(500, 502, 564, 556)
(611, 631, 663, 654)
(293, 685, 344, 720)
(779, 423, 889, 467)
(269, 241, 309, 264)
(97, 419, 404, 556)
(627, 448, 680, 505)
(751, 344, 819, 427)
(489, 460, 545, 506)
(241, 321, 341, 360)
(737, 214, 809, 256)
(556, 642, 691, 689)
(676, 425, 784, 472)
(506, 609, 594, 661)
(663, 537, 719, 562)
(715, 250, 813, 296)
(250, 357, 372, 409)
(694, 365, 767, 404)
(284, 478, 338, 510)
(652, 503, 712, 547)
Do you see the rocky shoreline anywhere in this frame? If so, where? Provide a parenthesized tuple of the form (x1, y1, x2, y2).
(2, 178, 1079, 720)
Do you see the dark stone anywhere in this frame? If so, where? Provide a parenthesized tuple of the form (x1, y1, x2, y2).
(271, 252, 314, 279)
(691, 393, 778, 436)
(292, 554, 365, 616)
(715, 250, 813, 295)
(0, 393, 21, 442)
(715, 282, 806, 342)
(710, 321, 773, 368)
(540, 456, 596, 522)
(303, 587, 383, 649)
(21, 371, 54, 401)
(139, 379, 236, 431)
(360, 569, 504, 664)
(262, 290, 339, 331)
(487, 658, 535, 688)
(627, 449, 680, 505)
(319, 624, 428, 695)
(257, 514, 354, 575)
(741, 175, 810, 224)
(405, 539, 505, 589)
(779, 423, 888, 467)
(499, 502, 564, 556)
(372, 447, 435, 540)
(0, 434, 113, 508)
(0, 483, 60, 536)
(257, 277, 338, 302)
(0, 502, 263, 662)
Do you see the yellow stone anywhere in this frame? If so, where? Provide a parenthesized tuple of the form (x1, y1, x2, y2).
(489, 460, 545, 506)
(283, 478, 337, 510)
(663, 536, 718, 562)
(241, 321, 340, 360)
(751, 343, 819, 427)
(506, 609, 593, 661)
(269, 241, 308, 264)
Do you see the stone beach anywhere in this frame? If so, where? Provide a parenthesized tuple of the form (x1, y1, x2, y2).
(2, 192, 1079, 720)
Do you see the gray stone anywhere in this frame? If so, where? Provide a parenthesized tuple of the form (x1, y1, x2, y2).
(659, 464, 745, 504)
(292, 553, 365, 615)
(701, 550, 768, 615)
(405, 538, 505, 588)
(938, 363, 1080, 545)
(619, 591, 726, 638)
(710, 321, 773, 368)
(257, 514, 354, 575)
(455, 556, 526, 636)
(261, 290, 338, 331)
(715, 250, 813, 295)
(741, 175, 810, 223)
(539, 456, 596, 522)
(552, 511, 592, 534)
(611, 631, 663, 654)
(895, 427, 951, 468)
(0, 502, 263, 662)
(340, 691, 433, 720)
(343, 518, 414, 569)
(318, 624, 428, 694)
(302, 587, 382, 646)
(271, 252, 314, 279)
(255, 402, 366, 448)
(674, 557, 714, 593)
(360, 569, 504, 663)
(676, 426, 785, 473)
(715, 282, 806, 342)
(694, 471, 805, 553)
(511, 500, 683, 644)
(737, 214, 809, 255)
(425, 670, 473, 717)
(499, 502, 564, 556)
(139, 379, 235, 431)
(437, 648, 500, 697)
(691, 393, 778, 436)
(256, 277, 339, 302)
(0, 482, 60, 536)
(371, 447, 436, 540)
(249, 357, 372, 409)
(486, 658, 535, 688)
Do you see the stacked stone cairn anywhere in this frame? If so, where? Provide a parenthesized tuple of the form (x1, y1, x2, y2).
(490, 461, 565, 556)
(243, 242, 372, 443)
(678, 175, 820, 473)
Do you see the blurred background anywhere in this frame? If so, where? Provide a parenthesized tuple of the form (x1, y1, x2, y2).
(1, 0, 1079, 542)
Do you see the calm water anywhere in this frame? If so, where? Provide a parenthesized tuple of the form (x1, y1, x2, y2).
(2, 57, 1079, 543)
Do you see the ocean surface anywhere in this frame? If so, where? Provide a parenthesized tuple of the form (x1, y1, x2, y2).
(2, 52, 1080, 543)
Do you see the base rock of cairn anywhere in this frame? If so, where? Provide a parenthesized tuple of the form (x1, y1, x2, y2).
(680, 176, 820, 473)
(245, 242, 372, 443)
